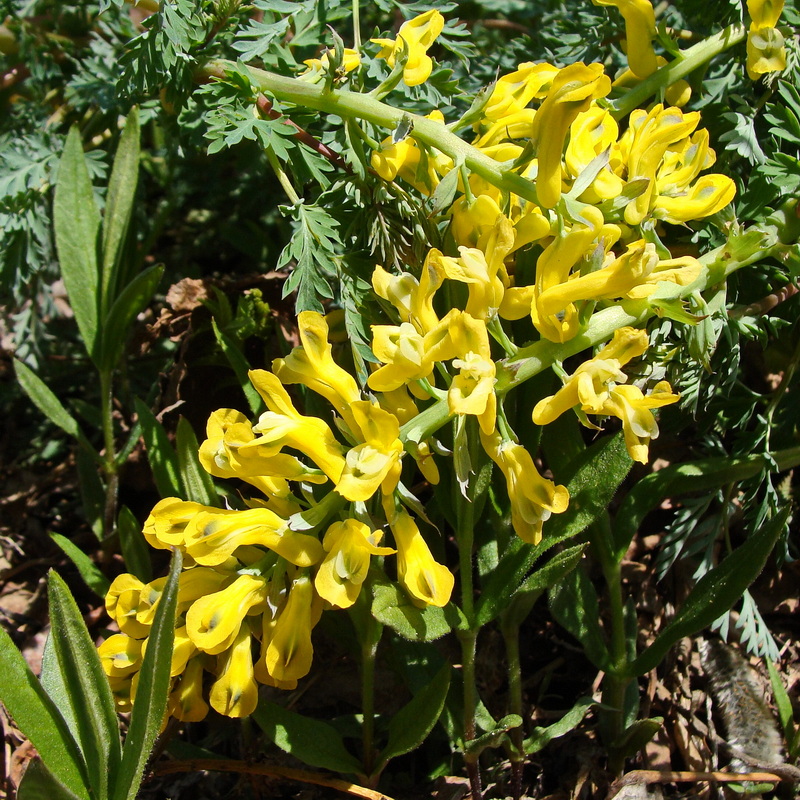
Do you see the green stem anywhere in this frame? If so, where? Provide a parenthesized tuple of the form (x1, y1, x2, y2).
(352, 0, 361, 51)
(265, 145, 301, 204)
(500, 623, 524, 800)
(361, 632, 380, 779)
(609, 24, 747, 119)
(201, 59, 541, 205)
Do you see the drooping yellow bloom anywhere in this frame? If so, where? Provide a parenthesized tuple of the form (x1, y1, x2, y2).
(372, 111, 454, 195)
(480, 428, 569, 545)
(371, 10, 445, 86)
(272, 311, 362, 434)
(532, 327, 679, 462)
(248, 369, 347, 482)
(747, 0, 786, 80)
(593, 0, 658, 78)
(389, 511, 453, 607)
(315, 519, 395, 608)
(565, 107, 625, 201)
(481, 62, 560, 121)
(168, 657, 209, 722)
(530, 62, 611, 208)
(209, 624, 259, 718)
(98, 634, 143, 679)
(336, 401, 404, 502)
(185, 573, 268, 655)
(266, 574, 319, 683)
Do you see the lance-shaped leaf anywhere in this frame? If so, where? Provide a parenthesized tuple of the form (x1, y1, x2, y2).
(16, 757, 87, 800)
(14, 360, 98, 458)
(627, 508, 788, 677)
(53, 126, 101, 358)
(252, 702, 363, 775)
(47, 570, 121, 800)
(463, 715, 522, 757)
(524, 697, 594, 754)
(0, 627, 89, 798)
(134, 399, 183, 499)
(111, 548, 182, 800)
(101, 107, 140, 314)
(374, 662, 451, 773)
(549, 563, 610, 671)
(96, 264, 164, 371)
(176, 416, 218, 506)
(50, 533, 110, 597)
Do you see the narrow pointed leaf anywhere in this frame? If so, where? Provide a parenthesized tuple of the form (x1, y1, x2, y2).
(176, 417, 218, 506)
(14, 360, 97, 457)
(117, 506, 153, 583)
(53, 126, 101, 357)
(212, 320, 265, 416)
(50, 533, 110, 597)
(0, 622, 89, 798)
(252, 702, 363, 774)
(134, 399, 183, 498)
(375, 661, 451, 771)
(523, 697, 594, 754)
(112, 548, 182, 800)
(96, 264, 164, 371)
(101, 108, 140, 314)
(48, 570, 121, 799)
(16, 758, 87, 800)
(628, 507, 788, 677)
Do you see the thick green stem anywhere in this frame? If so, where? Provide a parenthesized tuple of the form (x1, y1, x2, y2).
(458, 629, 482, 799)
(610, 24, 747, 119)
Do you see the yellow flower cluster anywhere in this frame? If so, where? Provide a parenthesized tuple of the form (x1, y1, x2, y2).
(746, 0, 787, 80)
(100, 312, 456, 720)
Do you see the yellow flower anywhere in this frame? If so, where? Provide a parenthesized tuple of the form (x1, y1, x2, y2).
(266, 574, 319, 682)
(314, 519, 395, 608)
(531, 62, 611, 208)
(209, 625, 259, 718)
(168, 657, 209, 722)
(199, 408, 318, 487)
(182, 507, 324, 567)
(749, 0, 784, 28)
(600, 382, 679, 463)
(249, 369, 346, 482)
(336, 401, 404, 502)
(593, 0, 658, 78)
(481, 62, 560, 121)
(449, 351, 497, 435)
(185, 573, 268, 655)
(533, 326, 649, 424)
(272, 311, 362, 434)
(372, 111, 454, 195)
(479, 428, 569, 545)
(565, 106, 625, 201)
(389, 511, 453, 607)
(371, 10, 445, 86)
(302, 48, 361, 75)
(98, 634, 143, 678)
(142, 498, 209, 550)
(652, 175, 736, 224)
(105, 573, 155, 638)
(372, 250, 445, 334)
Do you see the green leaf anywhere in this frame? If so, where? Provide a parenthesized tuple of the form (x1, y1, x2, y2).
(371, 579, 453, 642)
(50, 534, 110, 597)
(766, 660, 799, 759)
(475, 433, 630, 628)
(549, 563, 610, 671)
(463, 714, 522, 757)
(53, 126, 101, 358)
(14, 360, 97, 458)
(0, 626, 89, 798)
(47, 571, 121, 799)
(628, 508, 788, 677)
(610, 717, 663, 759)
(112, 549, 183, 800)
(16, 758, 86, 800)
(134, 399, 183, 499)
(75, 447, 105, 540)
(176, 416, 218, 506)
(101, 108, 140, 315)
(523, 697, 594, 754)
(375, 662, 451, 772)
(499, 543, 589, 631)
(252, 702, 363, 775)
(96, 264, 164, 371)
(117, 506, 153, 583)
(211, 319, 265, 416)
